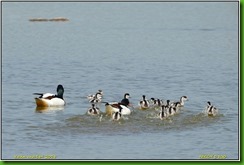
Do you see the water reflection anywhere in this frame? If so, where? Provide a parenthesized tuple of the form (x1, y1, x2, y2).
(35, 106, 64, 113)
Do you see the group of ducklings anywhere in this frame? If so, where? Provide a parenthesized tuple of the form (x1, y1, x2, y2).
(86, 90, 219, 121)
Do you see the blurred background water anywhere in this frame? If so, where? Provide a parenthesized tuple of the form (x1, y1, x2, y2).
(2, 2, 239, 160)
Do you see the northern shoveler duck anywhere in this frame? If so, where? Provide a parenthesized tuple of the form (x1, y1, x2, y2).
(33, 84, 65, 107)
(139, 95, 150, 110)
(87, 104, 100, 115)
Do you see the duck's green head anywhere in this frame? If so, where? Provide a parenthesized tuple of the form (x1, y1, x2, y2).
(57, 84, 64, 99)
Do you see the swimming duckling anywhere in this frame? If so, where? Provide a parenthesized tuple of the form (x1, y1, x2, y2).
(179, 96, 188, 106)
(156, 99, 163, 106)
(87, 104, 100, 115)
(89, 92, 103, 103)
(171, 96, 188, 107)
(150, 98, 162, 107)
(166, 100, 171, 106)
(167, 106, 177, 116)
(112, 106, 122, 121)
(159, 105, 167, 120)
(87, 90, 103, 103)
(150, 98, 157, 105)
(139, 95, 150, 110)
(205, 101, 218, 116)
(206, 101, 212, 109)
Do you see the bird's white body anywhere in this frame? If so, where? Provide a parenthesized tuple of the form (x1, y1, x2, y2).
(105, 102, 131, 116)
(34, 85, 65, 107)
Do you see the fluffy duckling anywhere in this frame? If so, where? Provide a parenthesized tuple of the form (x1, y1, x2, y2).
(87, 90, 103, 103)
(179, 96, 188, 106)
(112, 106, 122, 121)
(87, 104, 100, 115)
(164, 100, 180, 116)
(167, 106, 177, 116)
(156, 99, 163, 107)
(150, 98, 163, 107)
(171, 96, 188, 107)
(159, 105, 167, 120)
(166, 100, 171, 106)
(139, 95, 150, 110)
(150, 98, 157, 105)
(206, 101, 218, 116)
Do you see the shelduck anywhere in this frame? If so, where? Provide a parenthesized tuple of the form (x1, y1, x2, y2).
(33, 84, 65, 107)
(105, 102, 131, 116)
(120, 93, 131, 106)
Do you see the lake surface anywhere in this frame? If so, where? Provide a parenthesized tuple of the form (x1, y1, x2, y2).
(2, 1, 239, 160)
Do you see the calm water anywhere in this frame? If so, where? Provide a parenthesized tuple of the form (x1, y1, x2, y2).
(2, 2, 239, 160)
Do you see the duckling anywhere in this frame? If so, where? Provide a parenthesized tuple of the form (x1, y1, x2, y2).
(112, 106, 122, 121)
(171, 96, 188, 107)
(206, 101, 212, 109)
(150, 98, 157, 105)
(206, 101, 218, 116)
(159, 105, 167, 120)
(156, 99, 163, 107)
(89, 92, 103, 103)
(166, 100, 171, 106)
(87, 90, 103, 103)
(150, 98, 162, 107)
(87, 104, 100, 115)
(173, 102, 181, 113)
(139, 95, 150, 110)
(179, 96, 188, 106)
(167, 106, 177, 116)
